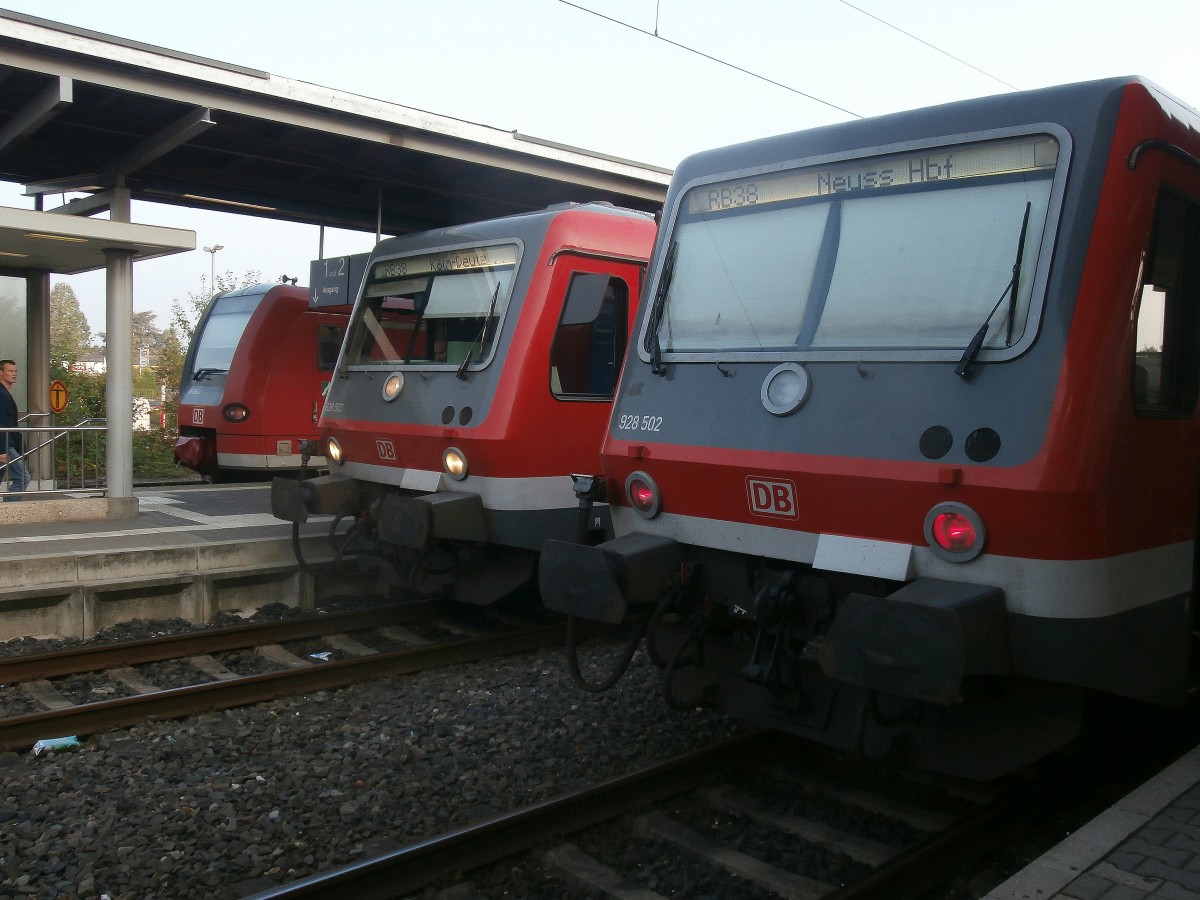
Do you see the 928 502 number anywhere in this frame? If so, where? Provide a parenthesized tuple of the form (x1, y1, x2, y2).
(618, 413, 663, 432)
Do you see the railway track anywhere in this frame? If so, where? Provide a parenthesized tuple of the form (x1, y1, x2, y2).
(0, 603, 565, 752)
(244, 730, 1028, 899)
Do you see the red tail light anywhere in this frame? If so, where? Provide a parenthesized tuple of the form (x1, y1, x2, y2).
(625, 471, 661, 519)
(932, 512, 976, 552)
(924, 502, 986, 561)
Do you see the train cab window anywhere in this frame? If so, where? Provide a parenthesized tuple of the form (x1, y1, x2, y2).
(191, 293, 265, 377)
(316, 325, 343, 371)
(1134, 192, 1200, 416)
(345, 244, 518, 368)
(550, 273, 629, 399)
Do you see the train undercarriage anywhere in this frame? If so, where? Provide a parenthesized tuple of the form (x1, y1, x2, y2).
(539, 536, 1169, 781)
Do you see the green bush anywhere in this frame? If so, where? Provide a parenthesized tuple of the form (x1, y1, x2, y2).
(49, 367, 186, 483)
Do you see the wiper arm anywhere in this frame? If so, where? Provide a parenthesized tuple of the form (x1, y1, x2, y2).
(1005, 202, 1032, 346)
(474, 281, 502, 353)
(456, 347, 474, 381)
(646, 240, 678, 376)
(956, 201, 1033, 380)
(457, 282, 500, 381)
(192, 368, 227, 381)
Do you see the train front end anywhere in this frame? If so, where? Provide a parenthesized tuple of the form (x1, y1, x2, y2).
(273, 204, 653, 604)
(541, 78, 1200, 779)
(176, 284, 344, 481)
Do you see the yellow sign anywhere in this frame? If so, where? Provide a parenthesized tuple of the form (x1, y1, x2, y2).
(49, 379, 68, 414)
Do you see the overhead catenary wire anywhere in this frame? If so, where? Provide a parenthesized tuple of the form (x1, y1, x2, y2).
(557, 0, 864, 119)
(837, 0, 1020, 91)
(560, 0, 1020, 120)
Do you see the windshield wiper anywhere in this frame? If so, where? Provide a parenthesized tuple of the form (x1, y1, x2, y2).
(480, 281, 502, 350)
(646, 240, 678, 376)
(192, 368, 227, 381)
(956, 201, 1033, 380)
(455, 282, 502, 381)
(456, 347, 474, 381)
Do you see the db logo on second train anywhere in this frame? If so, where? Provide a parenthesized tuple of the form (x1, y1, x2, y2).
(375, 439, 397, 461)
(746, 477, 799, 519)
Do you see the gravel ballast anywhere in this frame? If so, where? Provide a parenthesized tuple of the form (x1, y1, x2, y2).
(0, 622, 746, 899)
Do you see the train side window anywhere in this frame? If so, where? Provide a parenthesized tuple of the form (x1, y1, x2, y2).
(317, 325, 343, 371)
(1134, 192, 1200, 416)
(550, 273, 629, 400)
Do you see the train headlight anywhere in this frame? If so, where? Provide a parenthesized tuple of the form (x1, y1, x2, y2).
(443, 447, 468, 480)
(761, 363, 810, 416)
(326, 437, 345, 465)
(222, 403, 250, 423)
(924, 502, 986, 561)
(625, 470, 661, 519)
(382, 371, 405, 402)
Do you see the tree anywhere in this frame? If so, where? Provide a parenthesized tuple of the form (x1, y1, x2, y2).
(50, 282, 93, 368)
(170, 267, 263, 344)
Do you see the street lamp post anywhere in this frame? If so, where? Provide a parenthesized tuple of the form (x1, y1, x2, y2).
(203, 243, 224, 298)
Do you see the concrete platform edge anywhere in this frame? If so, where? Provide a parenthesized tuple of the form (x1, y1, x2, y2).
(0, 495, 138, 525)
(983, 743, 1200, 899)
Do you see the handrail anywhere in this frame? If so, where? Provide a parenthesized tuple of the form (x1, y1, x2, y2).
(1, 420, 108, 498)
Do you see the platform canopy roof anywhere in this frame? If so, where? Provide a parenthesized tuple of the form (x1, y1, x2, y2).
(0, 8, 671, 274)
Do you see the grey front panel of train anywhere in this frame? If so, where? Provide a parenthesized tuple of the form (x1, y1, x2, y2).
(622, 80, 1128, 466)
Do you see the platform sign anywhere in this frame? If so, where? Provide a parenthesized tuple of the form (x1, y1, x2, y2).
(49, 379, 68, 414)
(309, 252, 369, 308)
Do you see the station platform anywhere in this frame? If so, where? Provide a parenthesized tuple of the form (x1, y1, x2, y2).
(0, 481, 308, 554)
(0, 482, 360, 640)
(987, 743, 1200, 898)
(0, 482, 324, 561)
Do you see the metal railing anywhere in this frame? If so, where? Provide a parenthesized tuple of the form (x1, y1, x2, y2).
(1, 416, 107, 499)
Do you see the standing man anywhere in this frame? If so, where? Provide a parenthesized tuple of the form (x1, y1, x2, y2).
(0, 359, 32, 498)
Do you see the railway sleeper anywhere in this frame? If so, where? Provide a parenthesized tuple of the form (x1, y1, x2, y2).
(541, 842, 667, 899)
(704, 784, 898, 866)
(635, 810, 832, 900)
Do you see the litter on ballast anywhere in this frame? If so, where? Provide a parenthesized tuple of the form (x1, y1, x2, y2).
(32, 735, 80, 755)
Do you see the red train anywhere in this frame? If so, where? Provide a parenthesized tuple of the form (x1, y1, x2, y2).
(175, 283, 351, 481)
(271, 203, 656, 602)
(541, 77, 1200, 779)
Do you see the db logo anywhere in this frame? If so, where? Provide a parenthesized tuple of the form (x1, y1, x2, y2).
(192, 408, 204, 425)
(746, 477, 798, 519)
(375, 439, 397, 461)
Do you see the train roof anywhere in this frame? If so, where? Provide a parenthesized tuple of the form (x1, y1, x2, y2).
(669, 77, 1199, 188)
(367, 201, 654, 259)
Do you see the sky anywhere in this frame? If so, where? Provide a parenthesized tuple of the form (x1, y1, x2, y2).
(2, 0, 1199, 337)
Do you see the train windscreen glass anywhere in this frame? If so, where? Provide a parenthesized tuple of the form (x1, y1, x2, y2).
(654, 134, 1059, 358)
(346, 244, 518, 367)
(192, 293, 265, 375)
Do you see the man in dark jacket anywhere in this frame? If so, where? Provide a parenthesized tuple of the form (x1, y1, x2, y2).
(0, 359, 32, 498)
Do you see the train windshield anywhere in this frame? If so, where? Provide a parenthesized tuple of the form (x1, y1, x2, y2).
(191, 293, 265, 377)
(345, 243, 519, 368)
(649, 133, 1061, 361)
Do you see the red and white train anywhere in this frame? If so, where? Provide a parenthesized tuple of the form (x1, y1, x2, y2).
(271, 202, 656, 602)
(541, 77, 1200, 779)
(175, 283, 351, 481)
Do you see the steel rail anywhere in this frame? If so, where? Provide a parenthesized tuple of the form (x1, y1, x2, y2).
(0, 623, 564, 750)
(245, 729, 790, 899)
(0, 602, 442, 683)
